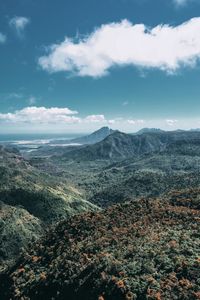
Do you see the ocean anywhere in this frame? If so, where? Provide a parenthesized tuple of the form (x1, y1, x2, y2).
(0, 133, 82, 142)
(0, 133, 84, 151)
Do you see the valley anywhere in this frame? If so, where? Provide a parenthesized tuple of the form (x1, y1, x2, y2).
(1, 127, 200, 299)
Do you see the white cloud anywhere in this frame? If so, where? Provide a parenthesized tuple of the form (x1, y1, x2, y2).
(9, 16, 30, 37)
(0, 107, 79, 124)
(0, 107, 148, 133)
(0, 107, 146, 128)
(84, 114, 106, 123)
(127, 119, 145, 125)
(1, 107, 199, 133)
(39, 17, 200, 77)
(0, 107, 112, 126)
(127, 120, 136, 125)
(0, 33, 6, 44)
(108, 119, 115, 124)
(166, 119, 178, 126)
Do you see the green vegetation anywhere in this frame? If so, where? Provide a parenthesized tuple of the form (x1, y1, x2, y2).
(1, 130, 200, 299)
(0, 202, 42, 272)
(1, 190, 200, 299)
(0, 146, 99, 269)
(28, 131, 200, 208)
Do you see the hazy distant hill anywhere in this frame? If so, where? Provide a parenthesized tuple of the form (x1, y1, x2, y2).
(135, 127, 165, 134)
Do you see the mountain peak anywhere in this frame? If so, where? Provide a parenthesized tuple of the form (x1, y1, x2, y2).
(92, 126, 113, 134)
(96, 126, 110, 131)
(68, 126, 115, 145)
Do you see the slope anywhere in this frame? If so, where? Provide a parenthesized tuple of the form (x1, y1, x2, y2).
(51, 127, 115, 146)
(0, 146, 99, 269)
(1, 189, 200, 300)
(61, 131, 165, 161)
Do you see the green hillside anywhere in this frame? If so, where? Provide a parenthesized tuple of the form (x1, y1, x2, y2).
(0, 146, 99, 269)
(1, 189, 200, 300)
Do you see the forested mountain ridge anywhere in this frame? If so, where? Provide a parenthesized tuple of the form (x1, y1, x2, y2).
(61, 130, 200, 161)
(1, 129, 200, 298)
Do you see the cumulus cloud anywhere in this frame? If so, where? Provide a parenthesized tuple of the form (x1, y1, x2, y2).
(39, 17, 200, 77)
(0, 107, 114, 126)
(85, 114, 106, 123)
(0, 33, 6, 44)
(127, 119, 145, 125)
(9, 16, 30, 37)
(0, 107, 183, 132)
(0, 107, 79, 124)
(108, 119, 115, 125)
(166, 119, 178, 126)
(0, 106, 145, 128)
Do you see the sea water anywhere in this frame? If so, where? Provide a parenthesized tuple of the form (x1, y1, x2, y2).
(0, 133, 83, 150)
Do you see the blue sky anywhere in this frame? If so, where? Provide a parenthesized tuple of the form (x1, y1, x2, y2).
(1, 0, 200, 133)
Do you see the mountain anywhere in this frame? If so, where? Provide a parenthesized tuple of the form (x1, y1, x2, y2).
(48, 132, 200, 207)
(190, 128, 200, 131)
(135, 128, 165, 134)
(51, 127, 115, 146)
(61, 130, 200, 162)
(1, 189, 200, 300)
(2, 130, 200, 278)
(70, 126, 115, 144)
(61, 131, 165, 161)
(27, 127, 115, 158)
(0, 147, 99, 269)
(77, 146, 200, 207)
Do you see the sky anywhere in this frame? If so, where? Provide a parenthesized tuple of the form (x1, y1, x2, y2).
(1, 0, 200, 133)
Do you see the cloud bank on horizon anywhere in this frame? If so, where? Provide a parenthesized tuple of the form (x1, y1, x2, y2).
(0, 106, 199, 133)
(1, 106, 200, 133)
(0, 106, 196, 131)
(38, 17, 200, 77)
(0, 106, 148, 128)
